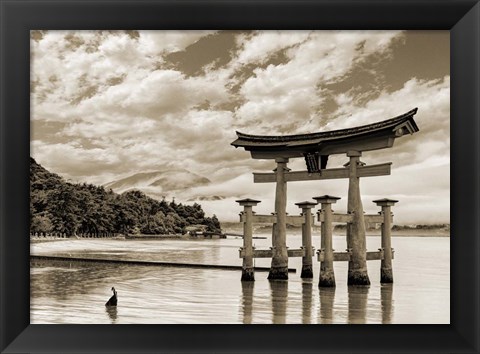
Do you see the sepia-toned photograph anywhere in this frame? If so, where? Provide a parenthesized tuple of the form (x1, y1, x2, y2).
(29, 30, 450, 324)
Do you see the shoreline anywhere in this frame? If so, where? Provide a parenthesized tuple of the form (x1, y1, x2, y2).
(30, 233, 228, 243)
(30, 231, 450, 243)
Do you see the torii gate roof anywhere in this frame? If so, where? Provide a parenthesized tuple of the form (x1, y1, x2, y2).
(231, 108, 419, 159)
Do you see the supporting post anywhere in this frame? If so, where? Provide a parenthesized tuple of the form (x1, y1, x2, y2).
(268, 158, 289, 280)
(345, 151, 370, 286)
(313, 195, 340, 287)
(236, 198, 261, 281)
(295, 201, 317, 278)
(373, 198, 398, 283)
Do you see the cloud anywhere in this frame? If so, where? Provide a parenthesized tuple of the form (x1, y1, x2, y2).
(233, 31, 403, 133)
(235, 31, 310, 64)
(138, 30, 218, 56)
(325, 76, 450, 169)
(30, 140, 123, 179)
(30, 30, 450, 223)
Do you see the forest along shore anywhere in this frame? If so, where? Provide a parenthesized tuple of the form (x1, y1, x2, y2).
(30, 157, 221, 239)
(30, 222, 450, 242)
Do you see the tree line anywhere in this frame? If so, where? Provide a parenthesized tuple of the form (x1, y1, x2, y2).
(30, 158, 221, 236)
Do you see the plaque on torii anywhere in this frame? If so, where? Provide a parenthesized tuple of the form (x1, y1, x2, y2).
(231, 108, 419, 283)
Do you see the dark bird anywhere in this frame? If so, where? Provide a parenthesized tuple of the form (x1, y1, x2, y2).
(105, 287, 117, 306)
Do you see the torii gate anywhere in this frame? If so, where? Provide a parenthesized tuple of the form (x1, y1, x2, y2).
(231, 108, 419, 285)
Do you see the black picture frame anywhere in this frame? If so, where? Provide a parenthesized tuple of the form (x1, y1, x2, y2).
(1, 0, 479, 353)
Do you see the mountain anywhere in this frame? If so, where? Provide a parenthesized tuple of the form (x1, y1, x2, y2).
(187, 195, 226, 202)
(104, 169, 211, 194)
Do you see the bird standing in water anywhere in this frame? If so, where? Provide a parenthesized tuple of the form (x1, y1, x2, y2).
(105, 287, 117, 306)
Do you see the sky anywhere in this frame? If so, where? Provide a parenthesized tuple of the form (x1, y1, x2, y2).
(30, 30, 450, 224)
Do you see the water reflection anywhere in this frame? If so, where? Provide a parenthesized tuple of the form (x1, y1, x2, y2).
(241, 281, 254, 324)
(105, 306, 118, 324)
(348, 286, 370, 324)
(269, 280, 288, 324)
(31, 237, 449, 324)
(30, 260, 141, 302)
(301, 281, 313, 324)
(381, 283, 394, 324)
(318, 287, 336, 324)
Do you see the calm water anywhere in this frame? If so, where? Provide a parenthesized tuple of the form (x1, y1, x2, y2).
(30, 234, 450, 324)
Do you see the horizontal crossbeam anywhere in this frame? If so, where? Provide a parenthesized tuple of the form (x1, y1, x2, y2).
(318, 212, 353, 223)
(239, 248, 306, 258)
(364, 214, 387, 223)
(253, 162, 392, 183)
(317, 248, 394, 262)
(317, 212, 389, 224)
(239, 213, 276, 223)
(239, 213, 311, 226)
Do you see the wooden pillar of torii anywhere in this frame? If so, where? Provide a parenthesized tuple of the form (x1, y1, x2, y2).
(269, 158, 290, 279)
(295, 201, 316, 278)
(252, 157, 392, 282)
(231, 108, 419, 284)
(346, 151, 370, 285)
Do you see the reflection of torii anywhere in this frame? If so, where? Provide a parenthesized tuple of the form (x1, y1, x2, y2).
(231, 108, 419, 284)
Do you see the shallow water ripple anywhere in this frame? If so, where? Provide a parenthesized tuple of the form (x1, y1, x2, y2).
(30, 235, 449, 324)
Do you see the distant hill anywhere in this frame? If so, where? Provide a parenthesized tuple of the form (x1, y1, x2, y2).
(30, 158, 220, 236)
(187, 195, 226, 202)
(104, 169, 210, 194)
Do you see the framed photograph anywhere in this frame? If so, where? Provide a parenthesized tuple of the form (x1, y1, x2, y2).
(1, 0, 479, 353)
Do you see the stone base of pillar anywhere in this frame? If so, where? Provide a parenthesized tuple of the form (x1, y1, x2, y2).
(241, 268, 255, 281)
(348, 269, 371, 286)
(301, 264, 313, 278)
(380, 268, 393, 283)
(319, 270, 336, 287)
(268, 266, 288, 280)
